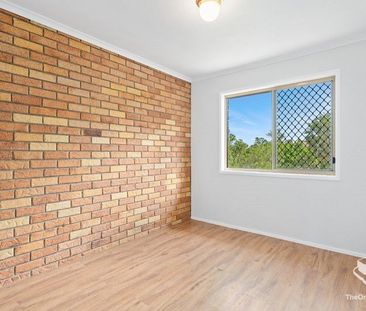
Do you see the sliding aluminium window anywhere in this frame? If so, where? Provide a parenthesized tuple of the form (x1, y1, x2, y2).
(223, 77, 336, 176)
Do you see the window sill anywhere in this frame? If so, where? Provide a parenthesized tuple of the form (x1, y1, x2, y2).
(220, 169, 340, 181)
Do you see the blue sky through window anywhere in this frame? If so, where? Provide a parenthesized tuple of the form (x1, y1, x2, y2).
(228, 92, 272, 145)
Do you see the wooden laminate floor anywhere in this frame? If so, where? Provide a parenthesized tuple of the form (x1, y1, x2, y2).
(0, 220, 365, 311)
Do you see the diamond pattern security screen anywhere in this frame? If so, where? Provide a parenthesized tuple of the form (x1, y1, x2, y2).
(226, 77, 335, 175)
(276, 81, 334, 171)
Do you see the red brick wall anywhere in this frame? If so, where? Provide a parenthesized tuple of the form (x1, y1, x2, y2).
(0, 9, 191, 286)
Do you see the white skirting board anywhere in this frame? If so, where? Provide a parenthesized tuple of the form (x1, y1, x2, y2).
(191, 216, 366, 258)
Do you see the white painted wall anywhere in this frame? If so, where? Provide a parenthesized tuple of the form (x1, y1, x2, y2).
(191, 40, 366, 257)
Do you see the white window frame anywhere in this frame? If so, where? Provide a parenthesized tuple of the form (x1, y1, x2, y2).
(219, 71, 340, 181)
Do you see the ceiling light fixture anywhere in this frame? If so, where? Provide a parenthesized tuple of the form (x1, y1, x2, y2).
(196, 0, 222, 22)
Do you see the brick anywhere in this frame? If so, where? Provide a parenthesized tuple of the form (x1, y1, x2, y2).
(0, 248, 14, 260)
(149, 215, 161, 223)
(69, 120, 90, 128)
(14, 223, 43, 237)
(0, 161, 29, 171)
(31, 245, 57, 259)
(70, 228, 91, 240)
(57, 76, 80, 88)
(69, 87, 89, 98)
(57, 110, 80, 121)
(31, 229, 57, 242)
(31, 160, 57, 168)
(15, 187, 44, 198)
(44, 64, 68, 76)
(0, 253, 29, 270)
(44, 29, 68, 44)
(0, 171, 12, 180)
(0, 150, 11, 160)
(81, 159, 101, 167)
(58, 60, 80, 72)
(0, 209, 15, 221)
(44, 134, 69, 143)
(14, 133, 43, 142)
(30, 107, 57, 117)
(70, 55, 90, 68)
(0, 31, 13, 44)
(109, 54, 125, 65)
(29, 70, 56, 82)
(58, 207, 80, 218)
(110, 110, 125, 118)
(15, 240, 44, 255)
(13, 19, 43, 35)
(82, 218, 101, 228)
(43, 117, 68, 126)
(128, 152, 142, 158)
(0, 11, 12, 24)
(70, 104, 89, 113)
(0, 198, 31, 209)
(110, 165, 127, 172)
(14, 37, 43, 53)
(32, 177, 58, 187)
(46, 201, 71, 212)
(101, 87, 118, 96)
(14, 56, 43, 71)
(135, 219, 149, 227)
(111, 192, 128, 200)
(0, 229, 13, 242)
(110, 83, 126, 92)
(46, 184, 70, 193)
(0, 132, 13, 141)
(16, 258, 44, 273)
(92, 137, 110, 144)
(69, 39, 90, 52)
(40, 102, 66, 114)
(91, 107, 108, 116)
(13, 94, 42, 106)
(0, 235, 29, 249)
(30, 33, 57, 49)
(0, 216, 29, 230)
(0, 41, 29, 59)
(0, 61, 28, 76)
(45, 249, 70, 264)
(127, 227, 141, 236)
(58, 159, 80, 167)
(19, 193, 46, 209)
(13, 113, 43, 124)
(44, 152, 68, 160)
(0, 80, 28, 94)
(30, 87, 56, 99)
(44, 46, 69, 61)
(0, 92, 11, 102)
(42, 81, 67, 93)
(30, 143, 56, 151)
(44, 233, 68, 246)
(83, 189, 102, 197)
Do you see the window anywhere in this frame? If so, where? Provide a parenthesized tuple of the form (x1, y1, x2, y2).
(223, 77, 336, 176)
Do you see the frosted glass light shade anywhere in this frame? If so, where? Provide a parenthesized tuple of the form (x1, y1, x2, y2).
(197, 0, 221, 22)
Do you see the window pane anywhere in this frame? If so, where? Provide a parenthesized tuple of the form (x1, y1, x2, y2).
(276, 80, 333, 170)
(227, 92, 272, 169)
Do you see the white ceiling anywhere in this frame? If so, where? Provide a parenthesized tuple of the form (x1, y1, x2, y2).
(2, 0, 366, 81)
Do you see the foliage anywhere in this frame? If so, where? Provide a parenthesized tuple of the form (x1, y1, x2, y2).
(228, 113, 332, 170)
(227, 134, 271, 169)
(304, 113, 332, 169)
